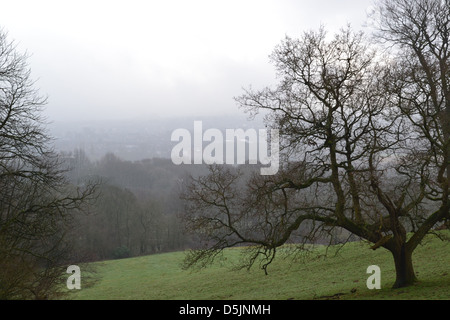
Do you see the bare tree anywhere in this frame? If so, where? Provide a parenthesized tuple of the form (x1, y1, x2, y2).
(373, 0, 450, 216)
(371, 0, 450, 283)
(0, 29, 96, 299)
(181, 25, 446, 288)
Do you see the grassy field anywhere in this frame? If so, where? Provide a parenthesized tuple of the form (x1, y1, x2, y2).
(66, 232, 450, 300)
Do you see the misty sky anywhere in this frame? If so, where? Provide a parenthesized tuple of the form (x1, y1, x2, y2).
(1, 0, 374, 122)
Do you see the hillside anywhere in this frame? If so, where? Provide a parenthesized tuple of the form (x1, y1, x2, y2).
(66, 232, 450, 300)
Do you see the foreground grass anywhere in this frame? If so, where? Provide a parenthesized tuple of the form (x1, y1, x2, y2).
(66, 232, 450, 300)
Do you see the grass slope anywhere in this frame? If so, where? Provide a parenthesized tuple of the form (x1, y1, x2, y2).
(67, 232, 450, 300)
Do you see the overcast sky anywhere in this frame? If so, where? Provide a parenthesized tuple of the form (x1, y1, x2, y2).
(1, 0, 375, 122)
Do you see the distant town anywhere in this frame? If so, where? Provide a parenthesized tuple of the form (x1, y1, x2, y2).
(49, 113, 265, 161)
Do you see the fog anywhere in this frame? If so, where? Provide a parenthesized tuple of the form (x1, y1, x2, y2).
(0, 0, 374, 122)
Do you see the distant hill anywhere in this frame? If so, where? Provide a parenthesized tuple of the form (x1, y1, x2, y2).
(48, 113, 265, 161)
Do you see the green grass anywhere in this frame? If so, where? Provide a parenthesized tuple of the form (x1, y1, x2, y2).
(66, 231, 450, 300)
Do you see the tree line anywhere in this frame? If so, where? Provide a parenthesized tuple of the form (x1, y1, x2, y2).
(61, 150, 207, 262)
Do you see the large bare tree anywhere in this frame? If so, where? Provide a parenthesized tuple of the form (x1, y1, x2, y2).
(371, 0, 450, 284)
(0, 29, 96, 299)
(181, 22, 448, 288)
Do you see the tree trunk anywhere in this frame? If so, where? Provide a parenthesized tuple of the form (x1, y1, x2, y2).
(391, 244, 417, 288)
